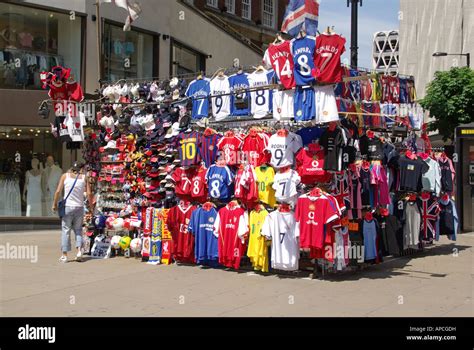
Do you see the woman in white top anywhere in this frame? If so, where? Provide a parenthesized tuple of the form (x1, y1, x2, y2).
(53, 162, 92, 263)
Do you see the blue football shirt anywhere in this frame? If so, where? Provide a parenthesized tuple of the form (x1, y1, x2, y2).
(186, 78, 211, 119)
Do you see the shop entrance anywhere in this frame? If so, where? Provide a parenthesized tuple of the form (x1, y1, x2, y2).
(455, 123, 474, 232)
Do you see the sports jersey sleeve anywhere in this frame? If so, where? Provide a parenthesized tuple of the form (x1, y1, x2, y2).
(237, 211, 249, 242)
(261, 214, 272, 240)
(171, 168, 181, 183)
(324, 198, 340, 224)
(213, 212, 221, 238)
(188, 210, 197, 236)
(205, 166, 212, 184)
(263, 49, 271, 69)
(225, 166, 234, 185)
(293, 134, 304, 153)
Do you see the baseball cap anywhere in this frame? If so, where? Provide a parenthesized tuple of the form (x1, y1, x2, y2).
(165, 122, 180, 139)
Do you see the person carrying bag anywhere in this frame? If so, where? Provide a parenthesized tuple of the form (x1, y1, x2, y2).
(53, 162, 93, 263)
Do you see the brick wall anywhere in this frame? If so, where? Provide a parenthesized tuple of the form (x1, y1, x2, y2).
(192, 0, 287, 28)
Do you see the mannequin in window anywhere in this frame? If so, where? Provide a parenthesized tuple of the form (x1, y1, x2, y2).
(42, 155, 63, 216)
(24, 158, 43, 217)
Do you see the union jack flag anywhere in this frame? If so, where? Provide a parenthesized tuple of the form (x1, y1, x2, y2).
(281, 0, 320, 38)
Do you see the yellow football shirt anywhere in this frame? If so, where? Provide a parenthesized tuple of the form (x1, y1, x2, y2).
(255, 166, 276, 208)
(247, 208, 269, 273)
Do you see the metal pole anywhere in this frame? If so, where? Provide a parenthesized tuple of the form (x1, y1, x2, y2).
(466, 53, 470, 68)
(348, 0, 362, 68)
(96, 1, 102, 83)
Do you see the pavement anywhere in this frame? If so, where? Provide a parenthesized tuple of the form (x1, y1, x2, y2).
(0, 230, 473, 317)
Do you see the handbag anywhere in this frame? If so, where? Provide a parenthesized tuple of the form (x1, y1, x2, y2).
(58, 174, 80, 219)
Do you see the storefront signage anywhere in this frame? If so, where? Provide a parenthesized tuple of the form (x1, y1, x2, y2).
(456, 127, 474, 137)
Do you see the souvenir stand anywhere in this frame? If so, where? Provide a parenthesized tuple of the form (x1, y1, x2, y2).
(48, 29, 458, 279)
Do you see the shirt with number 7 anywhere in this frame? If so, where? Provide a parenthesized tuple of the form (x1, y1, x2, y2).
(185, 78, 211, 120)
(314, 33, 346, 84)
(272, 169, 301, 204)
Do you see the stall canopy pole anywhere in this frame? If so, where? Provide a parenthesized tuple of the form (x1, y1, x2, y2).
(96, 1, 103, 83)
(347, 0, 362, 68)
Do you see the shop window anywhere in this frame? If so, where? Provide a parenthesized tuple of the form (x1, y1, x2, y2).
(171, 40, 206, 77)
(103, 22, 154, 81)
(0, 127, 63, 217)
(0, 3, 83, 90)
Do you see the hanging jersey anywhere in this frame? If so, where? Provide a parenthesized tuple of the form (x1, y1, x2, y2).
(263, 40, 296, 89)
(294, 86, 315, 121)
(295, 194, 340, 249)
(234, 164, 258, 204)
(314, 33, 346, 84)
(176, 131, 202, 166)
(320, 127, 345, 172)
(272, 170, 301, 204)
(190, 166, 208, 202)
(171, 167, 196, 198)
(217, 135, 243, 165)
(272, 89, 295, 121)
(213, 205, 249, 269)
(296, 126, 325, 145)
(242, 133, 270, 167)
(295, 146, 332, 184)
(255, 166, 277, 208)
(291, 36, 317, 86)
(205, 164, 234, 200)
(188, 207, 219, 264)
(166, 204, 197, 263)
(267, 132, 303, 168)
(210, 76, 231, 121)
(261, 210, 300, 271)
(248, 70, 271, 119)
(229, 73, 250, 116)
(199, 133, 222, 167)
(185, 78, 210, 119)
(247, 209, 270, 272)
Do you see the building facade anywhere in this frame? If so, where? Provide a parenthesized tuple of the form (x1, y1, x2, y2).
(0, 0, 262, 228)
(399, 0, 474, 232)
(187, 0, 287, 50)
(372, 30, 399, 74)
(399, 0, 473, 99)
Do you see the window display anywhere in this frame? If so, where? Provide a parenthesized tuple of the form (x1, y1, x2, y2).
(103, 22, 154, 82)
(0, 3, 82, 90)
(0, 127, 63, 217)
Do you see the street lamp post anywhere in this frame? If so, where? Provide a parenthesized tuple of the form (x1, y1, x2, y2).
(433, 52, 471, 68)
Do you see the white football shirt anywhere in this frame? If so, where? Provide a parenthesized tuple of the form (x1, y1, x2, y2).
(210, 75, 231, 121)
(248, 70, 271, 119)
(267, 132, 303, 168)
(261, 210, 300, 271)
(272, 169, 301, 204)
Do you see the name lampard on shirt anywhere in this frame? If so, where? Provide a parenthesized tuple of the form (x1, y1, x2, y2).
(294, 47, 312, 56)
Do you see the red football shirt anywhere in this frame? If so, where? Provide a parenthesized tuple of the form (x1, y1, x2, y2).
(213, 205, 248, 269)
(171, 167, 196, 198)
(242, 133, 270, 167)
(295, 147, 332, 184)
(263, 40, 296, 89)
(295, 194, 340, 249)
(190, 166, 208, 203)
(166, 204, 197, 263)
(217, 135, 243, 165)
(314, 33, 346, 84)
